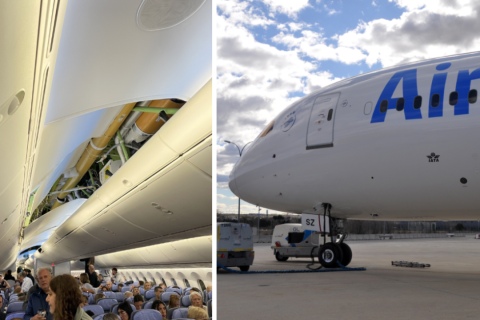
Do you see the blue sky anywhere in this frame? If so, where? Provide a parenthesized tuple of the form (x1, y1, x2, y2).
(217, 0, 480, 214)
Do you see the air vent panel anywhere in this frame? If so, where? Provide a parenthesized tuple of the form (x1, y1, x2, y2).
(137, 0, 206, 31)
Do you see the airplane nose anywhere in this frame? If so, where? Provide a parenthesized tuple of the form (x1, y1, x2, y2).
(228, 162, 240, 197)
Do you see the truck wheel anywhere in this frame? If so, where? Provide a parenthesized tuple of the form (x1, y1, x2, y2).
(339, 243, 352, 267)
(319, 242, 343, 268)
(275, 252, 288, 261)
(239, 266, 250, 271)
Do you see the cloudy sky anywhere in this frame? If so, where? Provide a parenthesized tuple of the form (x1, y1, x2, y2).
(216, 0, 480, 214)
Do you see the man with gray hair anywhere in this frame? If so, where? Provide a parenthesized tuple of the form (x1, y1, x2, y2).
(19, 271, 33, 293)
(24, 267, 53, 320)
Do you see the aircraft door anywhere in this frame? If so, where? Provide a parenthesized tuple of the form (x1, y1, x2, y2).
(306, 93, 340, 149)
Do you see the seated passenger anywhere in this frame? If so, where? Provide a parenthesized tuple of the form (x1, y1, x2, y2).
(143, 282, 151, 292)
(189, 288, 201, 294)
(14, 286, 22, 294)
(206, 286, 212, 294)
(97, 275, 104, 283)
(17, 293, 26, 301)
(151, 300, 167, 320)
(167, 294, 179, 309)
(149, 287, 164, 302)
(79, 274, 95, 295)
(117, 284, 124, 292)
(132, 288, 140, 296)
(159, 284, 166, 290)
(189, 292, 207, 313)
(133, 294, 144, 310)
(94, 293, 105, 304)
(0, 295, 5, 320)
(124, 292, 133, 300)
(102, 313, 117, 320)
(138, 281, 144, 287)
(0, 274, 11, 292)
(46, 274, 91, 320)
(19, 272, 33, 293)
(80, 296, 88, 308)
(117, 301, 133, 320)
(187, 306, 208, 320)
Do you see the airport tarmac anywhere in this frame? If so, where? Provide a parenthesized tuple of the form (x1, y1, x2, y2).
(218, 236, 480, 319)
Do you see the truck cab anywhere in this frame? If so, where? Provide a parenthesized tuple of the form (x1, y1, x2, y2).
(217, 223, 254, 271)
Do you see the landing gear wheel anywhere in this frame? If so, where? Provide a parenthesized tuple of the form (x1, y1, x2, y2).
(239, 266, 250, 271)
(319, 242, 344, 268)
(275, 252, 288, 262)
(339, 243, 352, 267)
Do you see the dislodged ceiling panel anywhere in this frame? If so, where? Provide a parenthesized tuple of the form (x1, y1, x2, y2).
(46, 0, 212, 124)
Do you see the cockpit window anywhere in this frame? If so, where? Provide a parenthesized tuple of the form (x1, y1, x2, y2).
(259, 121, 274, 137)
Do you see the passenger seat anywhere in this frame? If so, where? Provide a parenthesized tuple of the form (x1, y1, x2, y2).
(171, 308, 189, 319)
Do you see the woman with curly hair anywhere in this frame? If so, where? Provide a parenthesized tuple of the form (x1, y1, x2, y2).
(46, 274, 92, 320)
(151, 300, 167, 320)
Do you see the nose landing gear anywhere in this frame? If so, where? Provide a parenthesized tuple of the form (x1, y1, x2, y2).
(318, 204, 352, 268)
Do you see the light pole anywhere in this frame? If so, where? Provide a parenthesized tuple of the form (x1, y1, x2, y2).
(224, 140, 252, 222)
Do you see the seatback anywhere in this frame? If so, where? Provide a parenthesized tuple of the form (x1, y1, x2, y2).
(115, 292, 124, 303)
(180, 296, 191, 307)
(83, 305, 104, 316)
(142, 301, 153, 310)
(121, 287, 129, 293)
(131, 309, 163, 320)
(93, 314, 120, 320)
(6, 281, 15, 288)
(145, 290, 155, 300)
(208, 291, 212, 300)
(207, 300, 212, 318)
(88, 294, 96, 305)
(126, 297, 134, 304)
(112, 285, 118, 292)
(6, 302, 23, 314)
(104, 291, 116, 299)
(97, 298, 119, 312)
(171, 308, 189, 319)
(166, 288, 181, 295)
(6, 312, 25, 320)
(139, 288, 145, 295)
(166, 307, 178, 320)
(161, 292, 179, 304)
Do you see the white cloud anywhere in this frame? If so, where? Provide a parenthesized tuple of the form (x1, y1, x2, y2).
(262, 0, 311, 18)
(338, 0, 480, 67)
(217, 194, 226, 198)
(372, 1, 377, 6)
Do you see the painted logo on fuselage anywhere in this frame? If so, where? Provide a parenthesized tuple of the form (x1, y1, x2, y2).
(371, 62, 480, 123)
(427, 153, 440, 162)
(281, 111, 296, 132)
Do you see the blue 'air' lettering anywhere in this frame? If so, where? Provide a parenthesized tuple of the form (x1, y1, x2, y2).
(371, 62, 480, 123)
(371, 69, 421, 123)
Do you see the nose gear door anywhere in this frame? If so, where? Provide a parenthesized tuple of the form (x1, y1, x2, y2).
(306, 93, 340, 149)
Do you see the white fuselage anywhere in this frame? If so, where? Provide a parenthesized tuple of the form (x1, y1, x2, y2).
(229, 52, 480, 221)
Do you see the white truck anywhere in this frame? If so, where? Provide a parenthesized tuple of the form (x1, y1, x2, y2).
(217, 222, 254, 271)
(271, 223, 321, 261)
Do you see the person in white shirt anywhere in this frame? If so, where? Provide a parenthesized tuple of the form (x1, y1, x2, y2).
(111, 268, 119, 283)
(19, 271, 33, 293)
